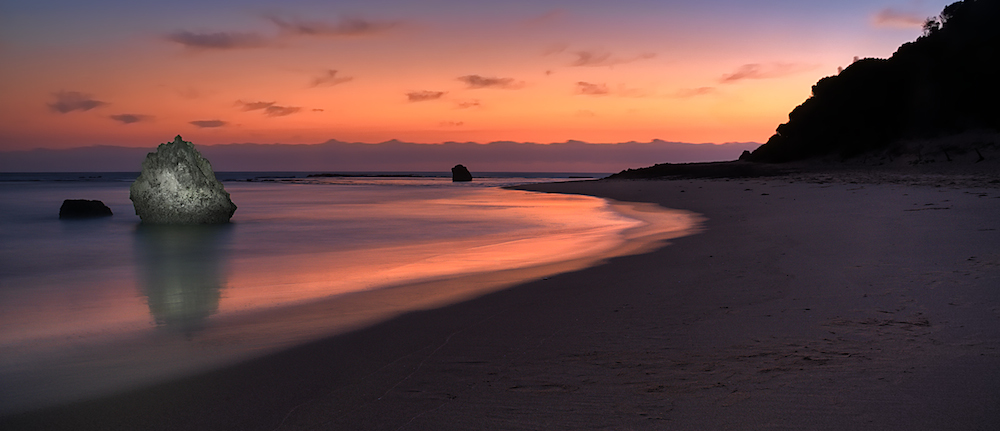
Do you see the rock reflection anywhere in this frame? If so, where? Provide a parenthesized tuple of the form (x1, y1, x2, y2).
(133, 224, 232, 334)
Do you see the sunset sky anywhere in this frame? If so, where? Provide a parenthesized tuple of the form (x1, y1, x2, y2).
(0, 0, 948, 150)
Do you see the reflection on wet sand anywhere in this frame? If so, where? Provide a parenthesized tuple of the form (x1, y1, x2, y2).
(0, 186, 701, 416)
(133, 225, 232, 334)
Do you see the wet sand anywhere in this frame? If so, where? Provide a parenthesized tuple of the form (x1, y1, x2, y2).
(3, 175, 1000, 430)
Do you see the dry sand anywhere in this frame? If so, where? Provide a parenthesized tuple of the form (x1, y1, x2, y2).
(3, 174, 999, 430)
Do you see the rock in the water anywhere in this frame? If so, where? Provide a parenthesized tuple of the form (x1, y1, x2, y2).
(59, 199, 113, 219)
(130, 135, 237, 224)
(452, 164, 473, 182)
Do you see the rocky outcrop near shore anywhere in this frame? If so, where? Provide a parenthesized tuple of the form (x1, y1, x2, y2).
(129, 135, 236, 224)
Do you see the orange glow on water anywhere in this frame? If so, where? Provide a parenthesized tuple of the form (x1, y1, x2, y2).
(0, 184, 701, 413)
(217, 190, 643, 313)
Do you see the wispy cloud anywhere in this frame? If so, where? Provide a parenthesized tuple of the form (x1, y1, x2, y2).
(268, 15, 399, 37)
(872, 8, 926, 28)
(719, 63, 813, 83)
(237, 100, 275, 111)
(407, 91, 446, 102)
(48, 91, 108, 113)
(165, 15, 398, 52)
(521, 10, 566, 28)
(674, 87, 716, 98)
(570, 50, 656, 67)
(264, 106, 301, 117)
(109, 114, 152, 124)
(439, 121, 464, 127)
(616, 84, 649, 98)
(311, 69, 353, 87)
(542, 42, 569, 56)
(165, 31, 268, 50)
(456, 100, 481, 109)
(571, 50, 612, 66)
(458, 75, 523, 89)
(576, 82, 609, 96)
(571, 82, 648, 97)
(175, 87, 203, 100)
(190, 120, 227, 128)
(721, 64, 764, 82)
(236, 100, 301, 116)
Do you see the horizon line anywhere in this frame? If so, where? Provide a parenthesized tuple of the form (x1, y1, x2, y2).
(4, 138, 763, 152)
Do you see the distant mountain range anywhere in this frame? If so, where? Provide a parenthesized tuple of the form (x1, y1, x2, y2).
(0, 139, 760, 173)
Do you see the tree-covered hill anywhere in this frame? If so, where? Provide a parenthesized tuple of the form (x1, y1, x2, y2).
(743, 0, 1000, 163)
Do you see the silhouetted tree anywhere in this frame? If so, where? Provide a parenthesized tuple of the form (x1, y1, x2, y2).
(922, 18, 941, 36)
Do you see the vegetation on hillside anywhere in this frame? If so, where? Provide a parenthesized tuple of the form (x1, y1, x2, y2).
(744, 0, 1000, 163)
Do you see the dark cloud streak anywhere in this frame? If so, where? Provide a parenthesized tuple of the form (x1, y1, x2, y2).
(165, 15, 398, 52)
(236, 100, 301, 116)
(264, 106, 301, 117)
(721, 64, 765, 82)
(720, 63, 812, 83)
(570, 50, 655, 67)
(189, 120, 227, 128)
(458, 75, 523, 89)
(48, 91, 108, 113)
(576, 82, 609, 96)
(109, 114, 152, 124)
(237, 101, 275, 111)
(407, 91, 446, 102)
(311, 70, 354, 87)
(268, 16, 399, 37)
(165, 31, 268, 50)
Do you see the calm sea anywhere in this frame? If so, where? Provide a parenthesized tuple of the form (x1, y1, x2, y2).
(0, 171, 697, 414)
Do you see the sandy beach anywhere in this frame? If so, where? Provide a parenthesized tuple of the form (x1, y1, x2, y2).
(3, 173, 999, 430)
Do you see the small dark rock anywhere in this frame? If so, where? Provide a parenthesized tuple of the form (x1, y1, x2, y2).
(60, 199, 113, 219)
(452, 164, 473, 182)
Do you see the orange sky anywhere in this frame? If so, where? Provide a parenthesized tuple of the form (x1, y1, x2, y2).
(0, 0, 948, 150)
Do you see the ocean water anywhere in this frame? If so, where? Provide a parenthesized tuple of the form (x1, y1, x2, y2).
(0, 172, 700, 413)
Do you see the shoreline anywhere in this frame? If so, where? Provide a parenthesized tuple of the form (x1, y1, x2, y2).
(0, 192, 699, 417)
(3, 175, 999, 430)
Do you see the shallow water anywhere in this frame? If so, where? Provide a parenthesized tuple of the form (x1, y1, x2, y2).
(0, 173, 700, 413)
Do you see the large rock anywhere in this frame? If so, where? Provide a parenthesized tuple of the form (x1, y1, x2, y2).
(452, 164, 473, 182)
(59, 199, 113, 219)
(130, 135, 236, 224)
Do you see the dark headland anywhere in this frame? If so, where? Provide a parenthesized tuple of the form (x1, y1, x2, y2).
(613, 0, 999, 181)
(2, 1, 998, 430)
